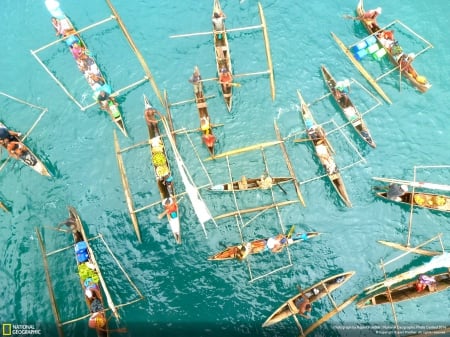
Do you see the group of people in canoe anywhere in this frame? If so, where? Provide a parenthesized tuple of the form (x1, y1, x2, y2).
(51, 15, 119, 113)
(355, 6, 427, 85)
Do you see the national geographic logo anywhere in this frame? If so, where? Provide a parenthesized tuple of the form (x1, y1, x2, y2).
(2, 324, 11, 336)
(2, 324, 41, 336)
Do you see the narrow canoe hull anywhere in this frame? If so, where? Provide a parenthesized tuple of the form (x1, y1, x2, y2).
(263, 271, 355, 327)
(376, 191, 450, 213)
(209, 177, 293, 191)
(320, 65, 376, 148)
(213, 0, 233, 111)
(0, 122, 51, 176)
(45, 3, 127, 135)
(356, 271, 450, 309)
(192, 67, 216, 157)
(208, 232, 320, 261)
(297, 91, 352, 207)
(144, 95, 181, 244)
(356, 0, 431, 92)
(68, 207, 109, 337)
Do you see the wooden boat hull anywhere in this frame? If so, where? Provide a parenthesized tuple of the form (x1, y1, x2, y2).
(45, 2, 127, 135)
(262, 271, 355, 327)
(356, 271, 450, 308)
(297, 91, 352, 207)
(144, 95, 181, 243)
(356, 0, 431, 92)
(208, 231, 320, 261)
(209, 176, 292, 191)
(192, 67, 216, 156)
(320, 65, 376, 148)
(213, 0, 233, 111)
(0, 122, 51, 176)
(68, 207, 109, 337)
(376, 191, 450, 213)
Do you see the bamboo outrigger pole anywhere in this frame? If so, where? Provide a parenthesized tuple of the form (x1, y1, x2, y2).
(214, 200, 298, 221)
(258, 2, 276, 100)
(274, 120, 306, 206)
(35, 228, 65, 337)
(113, 130, 142, 243)
(330, 32, 392, 104)
(104, 0, 163, 106)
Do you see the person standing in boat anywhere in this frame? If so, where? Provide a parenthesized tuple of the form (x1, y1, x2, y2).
(357, 7, 382, 31)
(145, 107, 159, 135)
(212, 11, 226, 35)
(386, 184, 408, 201)
(189, 67, 202, 98)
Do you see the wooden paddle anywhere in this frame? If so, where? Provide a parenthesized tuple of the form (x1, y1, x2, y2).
(342, 14, 362, 20)
(286, 225, 296, 239)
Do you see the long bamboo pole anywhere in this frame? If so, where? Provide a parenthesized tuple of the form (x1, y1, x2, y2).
(258, 3, 275, 100)
(104, 0, 163, 106)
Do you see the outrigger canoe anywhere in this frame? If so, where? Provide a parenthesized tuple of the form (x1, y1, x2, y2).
(356, 0, 431, 92)
(209, 176, 293, 191)
(212, 0, 233, 111)
(208, 231, 320, 261)
(68, 207, 109, 337)
(191, 66, 217, 156)
(320, 65, 376, 148)
(44, 0, 127, 136)
(144, 95, 181, 244)
(262, 271, 355, 328)
(0, 122, 50, 176)
(297, 90, 352, 207)
(356, 271, 450, 309)
(375, 190, 450, 213)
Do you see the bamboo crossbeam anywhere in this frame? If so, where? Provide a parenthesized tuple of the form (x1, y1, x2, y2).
(233, 70, 270, 78)
(214, 200, 298, 221)
(31, 16, 116, 54)
(30, 51, 83, 109)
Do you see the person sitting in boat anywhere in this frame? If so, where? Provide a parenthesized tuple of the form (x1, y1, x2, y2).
(96, 90, 111, 110)
(87, 73, 105, 91)
(399, 53, 418, 78)
(377, 30, 395, 51)
(257, 174, 273, 189)
(162, 174, 174, 195)
(266, 235, 288, 253)
(0, 126, 21, 144)
(88, 311, 106, 330)
(386, 184, 408, 202)
(51, 17, 74, 37)
(236, 242, 252, 260)
(334, 79, 351, 106)
(164, 197, 178, 219)
(5, 139, 27, 159)
(294, 293, 312, 318)
(189, 66, 203, 97)
(200, 116, 210, 132)
(202, 130, 216, 148)
(212, 11, 226, 35)
(316, 140, 337, 174)
(415, 274, 437, 292)
(357, 7, 382, 31)
(70, 42, 86, 60)
(219, 67, 233, 92)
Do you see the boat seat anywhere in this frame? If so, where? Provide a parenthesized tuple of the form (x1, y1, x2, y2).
(197, 102, 207, 109)
(223, 93, 232, 98)
(352, 119, 362, 126)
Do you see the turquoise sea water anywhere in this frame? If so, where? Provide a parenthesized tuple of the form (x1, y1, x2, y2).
(1, 0, 449, 336)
